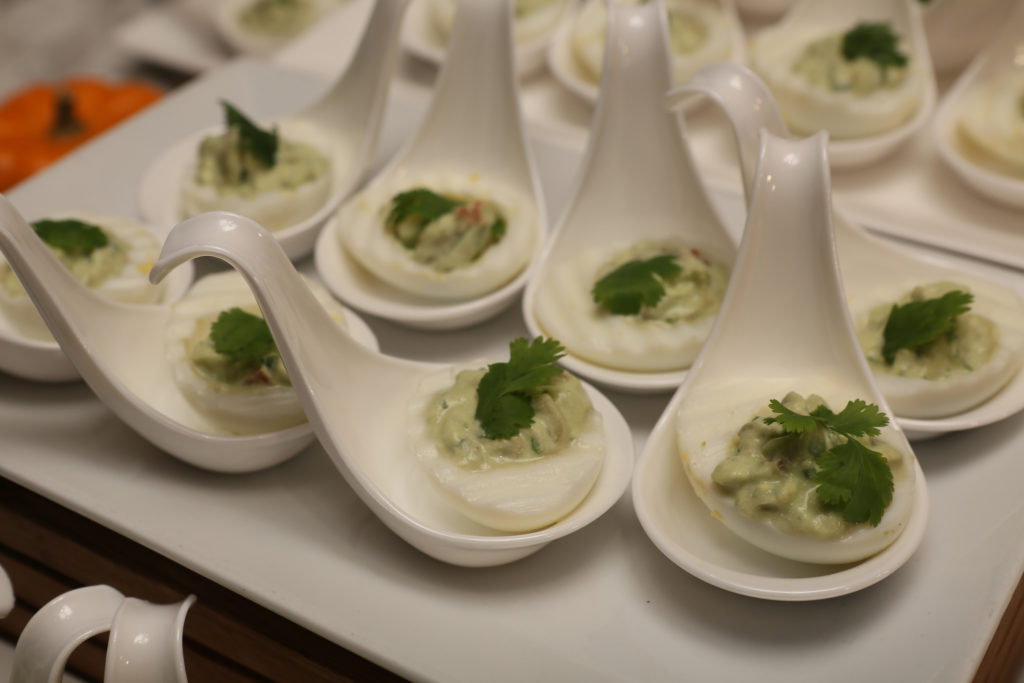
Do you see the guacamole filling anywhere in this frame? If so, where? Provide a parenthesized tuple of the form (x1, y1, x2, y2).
(515, 0, 560, 18)
(0, 222, 126, 298)
(593, 242, 729, 324)
(859, 282, 998, 380)
(238, 0, 317, 37)
(383, 188, 507, 271)
(712, 392, 903, 539)
(186, 308, 290, 388)
(792, 31, 908, 95)
(193, 126, 328, 199)
(426, 369, 593, 470)
(667, 8, 707, 55)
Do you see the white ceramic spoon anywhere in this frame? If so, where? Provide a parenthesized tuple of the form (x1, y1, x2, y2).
(523, 0, 735, 394)
(633, 131, 928, 600)
(139, 0, 410, 261)
(11, 585, 125, 683)
(677, 62, 1024, 440)
(152, 212, 634, 567)
(547, 0, 745, 107)
(0, 210, 193, 384)
(0, 198, 378, 473)
(316, 0, 546, 330)
(746, 0, 936, 169)
(933, 1, 1024, 210)
(0, 563, 12, 618)
(402, 0, 572, 77)
(104, 595, 196, 683)
(212, 0, 348, 57)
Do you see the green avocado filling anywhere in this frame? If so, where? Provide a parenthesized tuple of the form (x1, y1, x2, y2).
(187, 307, 291, 388)
(792, 24, 909, 95)
(238, 0, 318, 37)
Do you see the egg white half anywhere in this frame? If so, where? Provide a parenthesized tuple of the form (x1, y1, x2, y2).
(749, 25, 925, 139)
(0, 212, 165, 341)
(957, 70, 1024, 176)
(676, 379, 916, 565)
(408, 363, 606, 533)
(180, 119, 333, 233)
(429, 0, 571, 47)
(533, 240, 726, 372)
(166, 270, 348, 434)
(850, 280, 1024, 419)
(338, 170, 539, 300)
(569, 0, 733, 87)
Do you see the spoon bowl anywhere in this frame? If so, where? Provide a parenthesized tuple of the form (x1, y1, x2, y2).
(746, 0, 936, 169)
(316, 0, 547, 330)
(932, 1, 1024, 210)
(139, 0, 410, 261)
(633, 131, 927, 598)
(523, 0, 735, 394)
(678, 62, 1024, 439)
(153, 212, 634, 567)
(0, 199, 377, 472)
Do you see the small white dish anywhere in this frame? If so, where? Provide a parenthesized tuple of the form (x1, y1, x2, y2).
(12, 585, 126, 683)
(317, 0, 547, 330)
(747, 0, 936, 169)
(547, 0, 745, 107)
(523, 0, 736, 394)
(633, 130, 928, 599)
(401, 0, 572, 78)
(921, 0, 1017, 75)
(152, 211, 635, 567)
(211, 0, 348, 57)
(0, 198, 378, 473)
(139, 0, 410, 261)
(933, 1, 1024, 210)
(679, 62, 1024, 440)
(0, 210, 193, 384)
(104, 595, 195, 683)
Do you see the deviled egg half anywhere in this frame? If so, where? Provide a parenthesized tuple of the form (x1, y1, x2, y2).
(750, 20, 926, 139)
(180, 102, 332, 232)
(430, 0, 571, 48)
(0, 213, 166, 341)
(853, 281, 1024, 419)
(166, 270, 349, 434)
(955, 70, 1024, 179)
(338, 171, 539, 300)
(408, 337, 605, 532)
(214, 0, 345, 56)
(677, 386, 915, 564)
(569, 0, 734, 89)
(533, 240, 730, 372)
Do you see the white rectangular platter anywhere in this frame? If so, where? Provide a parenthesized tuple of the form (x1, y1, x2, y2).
(3, 52, 1024, 683)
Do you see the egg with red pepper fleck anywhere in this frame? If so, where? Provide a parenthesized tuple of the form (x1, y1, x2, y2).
(533, 240, 731, 371)
(166, 270, 349, 434)
(338, 171, 540, 300)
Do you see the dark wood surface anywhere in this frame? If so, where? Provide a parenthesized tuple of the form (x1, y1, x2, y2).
(0, 477, 405, 682)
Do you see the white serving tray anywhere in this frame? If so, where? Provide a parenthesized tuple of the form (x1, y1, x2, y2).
(5, 37, 1024, 683)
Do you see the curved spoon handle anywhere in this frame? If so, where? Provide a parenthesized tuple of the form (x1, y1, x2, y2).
(105, 595, 195, 683)
(305, 0, 411, 165)
(402, 0, 530, 186)
(666, 63, 789, 202)
(0, 563, 12, 618)
(11, 585, 125, 683)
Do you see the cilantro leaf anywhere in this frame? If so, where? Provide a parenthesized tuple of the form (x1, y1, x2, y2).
(881, 290, 973, 365)
(222, 101, 278, 167)
(814, 438, 894, 526)
(210, 308, 276, 362)
(591, 255, 682, 315)
(763, 399, 820, 434)
(841, 23, 908, 73)
(32, 219, 109, 257)
(475, 337, 566, 440)
(385, 189, 463, 248)
(812, 399, 888, 437)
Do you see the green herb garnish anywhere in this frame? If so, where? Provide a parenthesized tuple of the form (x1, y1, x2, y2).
(764, 399, 893, 526)
(210, 307, 276, 362)
(222, 101, 278, 167)
(591, 255, 682, 315)
(385, 188, 464, 248)
(841, 23, 908, 74)
(475, 337, 566, 440)
(881, 290, 973, 365)
(32, 219, 108, 257)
